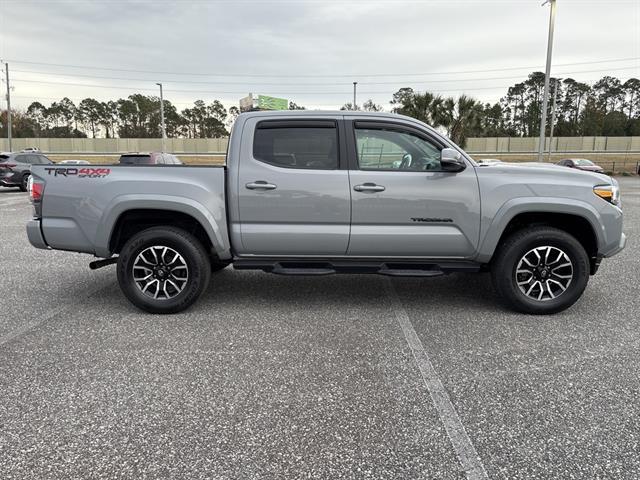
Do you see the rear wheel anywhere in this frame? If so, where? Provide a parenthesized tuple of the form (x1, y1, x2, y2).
(117, 226, 211, 314)
(491, 227, 590, 314)
(19, 173, 30, 192)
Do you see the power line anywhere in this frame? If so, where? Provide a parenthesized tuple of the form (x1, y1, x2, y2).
(5, 56, 640, 78)
(10, 65, 640, 87)
(10, 63, 639, 97)
(7, 77, 542, 94)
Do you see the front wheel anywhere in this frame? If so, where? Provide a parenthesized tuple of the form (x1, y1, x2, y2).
(117, 226, 211, 314)
(491, 227, 590, 315)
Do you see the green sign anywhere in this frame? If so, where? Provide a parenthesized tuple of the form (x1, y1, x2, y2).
(257, 95, 289, 110)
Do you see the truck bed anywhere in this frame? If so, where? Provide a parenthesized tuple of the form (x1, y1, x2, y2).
(29, 165, 230, 259)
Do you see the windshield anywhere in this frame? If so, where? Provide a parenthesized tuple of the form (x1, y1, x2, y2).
(119, 155, 153, 165)
(574, 159, 594, 166)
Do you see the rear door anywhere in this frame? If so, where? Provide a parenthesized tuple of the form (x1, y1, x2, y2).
(346, 119, 481, 258)
(236, 117, 351, 256)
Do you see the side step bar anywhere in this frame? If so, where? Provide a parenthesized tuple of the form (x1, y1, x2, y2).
(233, 259, 480, 277)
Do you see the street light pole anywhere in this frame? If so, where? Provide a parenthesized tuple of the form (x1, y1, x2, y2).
(3, 62, 12, 152)
(156, 82, 166, 152)
(547, 78, 560, 162)
(538, 0, 557, 162)
(353, 82, 358, 110)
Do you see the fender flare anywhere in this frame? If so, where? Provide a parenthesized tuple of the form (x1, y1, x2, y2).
(475, 197, 605, 263)
(94, 194, 231, 260)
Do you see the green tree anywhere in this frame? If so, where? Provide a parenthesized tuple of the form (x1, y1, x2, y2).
(362, 99, 383, 112)
(78, 98, 104, 138)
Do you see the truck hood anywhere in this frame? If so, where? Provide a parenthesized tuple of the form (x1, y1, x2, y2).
(475, 161, 612, 185)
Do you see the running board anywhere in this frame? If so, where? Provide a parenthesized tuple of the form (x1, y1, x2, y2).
(378, 268, 443, 277)
(233, 259, 480, 277)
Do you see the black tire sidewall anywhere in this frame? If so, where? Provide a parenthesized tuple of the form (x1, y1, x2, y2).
(20, 174, 30, 192)
(117, 227, 210, 313)
(494, 228, 590, 314)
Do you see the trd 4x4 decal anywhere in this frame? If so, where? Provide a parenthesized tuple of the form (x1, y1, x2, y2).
(44, 167, 111, 178)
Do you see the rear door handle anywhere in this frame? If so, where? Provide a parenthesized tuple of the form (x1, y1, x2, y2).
(354, 183, 385, 192)
(246, 181, 277, 190)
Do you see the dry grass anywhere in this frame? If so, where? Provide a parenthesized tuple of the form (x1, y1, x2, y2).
(48, 153, 639, 174)
(472, 152, 640, 174)
(48, 154, 226, 166)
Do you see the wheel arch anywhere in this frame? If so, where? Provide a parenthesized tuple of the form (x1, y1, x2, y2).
(477, 198, 604, 265)
(95, 195, 231, 260)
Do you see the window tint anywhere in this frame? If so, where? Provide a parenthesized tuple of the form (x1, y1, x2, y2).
(355, 127, 441, 171)
(254, 126, 338, 170)
(15, 155, 29, 164)
(119, 155, 153, 165)
(40, 155, 53, 164)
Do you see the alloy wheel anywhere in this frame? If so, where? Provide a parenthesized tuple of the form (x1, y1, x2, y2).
(132, 246, 189, 300)
(515, 246, 573, 302)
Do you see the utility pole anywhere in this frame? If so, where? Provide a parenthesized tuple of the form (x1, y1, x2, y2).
(547, 78, 560, 162)
(353, 82, 358, 111)
(156, 83, 166, 152)
(538, 0, 557, 162)
(4, 62, 11, 152)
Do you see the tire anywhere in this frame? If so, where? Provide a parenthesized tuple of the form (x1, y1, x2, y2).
(117, 226, 211, 314)
(19, 173, 30, 192)
(491, 227, 590, 315)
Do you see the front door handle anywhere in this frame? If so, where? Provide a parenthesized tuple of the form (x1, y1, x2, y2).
(246, 181, 277, 190)
(354, 183, 385, 193)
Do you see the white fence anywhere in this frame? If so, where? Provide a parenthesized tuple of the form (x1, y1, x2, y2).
(0, 137, 229, 154)
(465, 136, 640, 153)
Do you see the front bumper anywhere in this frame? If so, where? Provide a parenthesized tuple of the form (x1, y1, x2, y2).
(608, 232, 627, 257)
(26, 219, 49, 250)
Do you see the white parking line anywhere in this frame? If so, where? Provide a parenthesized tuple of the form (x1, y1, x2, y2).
(385, 279, 488, 480)
(0, 282, 116, 347)
(0, 197, 29, 208)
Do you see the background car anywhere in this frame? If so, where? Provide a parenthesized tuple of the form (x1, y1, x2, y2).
(0, 152, 54, 191)
(58, 159, 91, 165)
(476, 158, 503, 166)
(118, 152, 183, 165)
(557, 158, 604, 173)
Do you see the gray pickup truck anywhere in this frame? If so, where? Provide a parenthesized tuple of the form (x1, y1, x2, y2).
(27, 111, 626, 315)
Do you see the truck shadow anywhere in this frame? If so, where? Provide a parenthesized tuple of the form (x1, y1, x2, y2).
(200, 269, 499, 314)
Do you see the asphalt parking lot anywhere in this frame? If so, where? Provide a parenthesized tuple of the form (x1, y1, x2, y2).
(0, 178, 638, 479)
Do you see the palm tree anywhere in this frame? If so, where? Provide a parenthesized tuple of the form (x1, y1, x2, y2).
(449, 95, 484, 146)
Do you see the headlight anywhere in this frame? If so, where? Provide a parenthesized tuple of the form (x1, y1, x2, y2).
(593, 184, 621, 206)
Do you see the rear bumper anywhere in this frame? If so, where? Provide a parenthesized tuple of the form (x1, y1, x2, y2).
(26, 219, 49, 249)
(0, 172, 21, 186)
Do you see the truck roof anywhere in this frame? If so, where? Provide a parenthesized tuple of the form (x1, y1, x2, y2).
(237, 110, 436, 132)
(240, 110, 405, 119)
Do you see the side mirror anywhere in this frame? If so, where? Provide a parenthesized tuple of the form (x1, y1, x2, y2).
(440, 148, 466, 173)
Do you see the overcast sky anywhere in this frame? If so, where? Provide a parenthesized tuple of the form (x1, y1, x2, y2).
(1, 0, 639, 112)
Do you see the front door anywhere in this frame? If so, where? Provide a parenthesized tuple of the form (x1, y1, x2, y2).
(236, 117, 351, 256)
(346, 120, 481, 258)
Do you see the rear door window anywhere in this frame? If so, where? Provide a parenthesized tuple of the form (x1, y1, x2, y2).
(253, 121, 338, 170)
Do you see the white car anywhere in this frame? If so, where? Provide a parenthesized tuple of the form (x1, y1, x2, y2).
(58, 159, 91, 165)
(476, 158, 502, 166)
